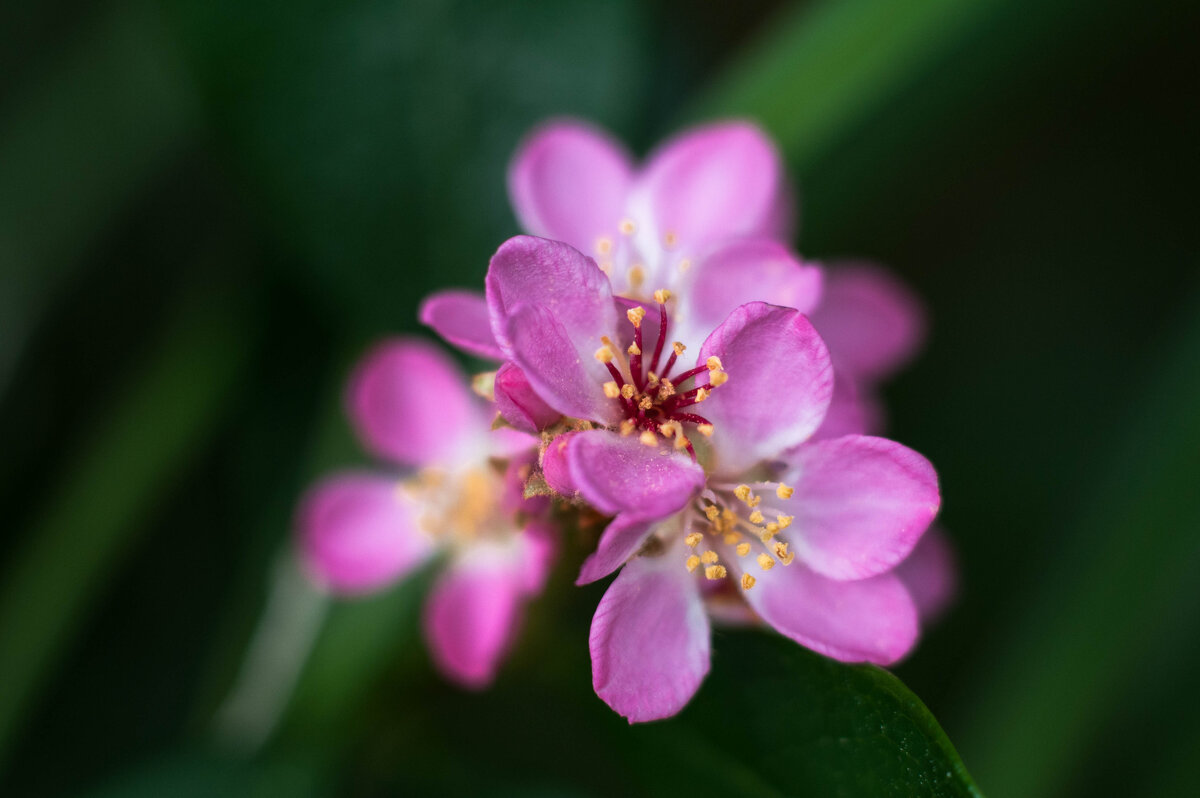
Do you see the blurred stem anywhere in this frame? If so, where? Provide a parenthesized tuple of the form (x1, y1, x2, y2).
(955, 284, 1200, 796)
(690, 0, 999, 166)
(0, 0, 197, 396)
(0, 284, 251, 773)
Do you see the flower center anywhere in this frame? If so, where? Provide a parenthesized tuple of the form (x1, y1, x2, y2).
(593, 289, 728, 457)
(594, 217, 692, 300)
(406, 466, 502, 543)
(681, 481, 797, 589)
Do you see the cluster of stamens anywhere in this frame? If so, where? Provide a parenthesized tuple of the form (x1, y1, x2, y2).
(682, 482, 796, 589)
(403, 466, 502, 544)
(594, 218, 693, 295)
(594, 289, 728, 457)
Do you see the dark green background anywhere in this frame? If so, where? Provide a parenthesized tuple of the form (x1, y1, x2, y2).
(1, 0, 1197, 795)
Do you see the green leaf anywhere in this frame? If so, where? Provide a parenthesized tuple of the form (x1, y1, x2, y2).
(0, 285, 252, 772)
(84, 750, 323, 798)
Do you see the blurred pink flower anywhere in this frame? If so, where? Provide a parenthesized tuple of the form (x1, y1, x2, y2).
(296, 338, 554, 688)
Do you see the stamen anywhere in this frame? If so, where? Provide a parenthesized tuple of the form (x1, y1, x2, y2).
(722, 532, 741, 545)
(758, 528, 775, 544)
(619, 218, 636, 235)
(736, 542, 751, 557)
(734, 485, 752, 502)
(748, 510, 764, 525)
(704, 505, 720, 522)
(776, 515, 794, 529)
(594, 345, 614, 363)
(706, 356, 723, 371)
(704, 565, 727, 581)
(776, 483, 795, 499)
(709, 370, 729, 387)
(627, 341, 641, 356)
(696, 423, 714, 437)
(626, 306, 646, 327)
(619, 419, 636, 436)
(628, 264, 644, 290)
(757, 553, 776, 571)
(603, 381, 620, 399)
(596, 237, 613, 256)
(471, 371, 496, 400)
(685, 532, 703, 548)
(653, 288, 672, 304)
(638, 430, 658, 447)
(620, 384, 635, 400)
(700, 550, 719, 565)
(741, 573, 757, 590)
(673, 342, 686, 356)
(677, 258, 692, 273)
(664, 230, 678, 248)
(685, 555, 700, 573)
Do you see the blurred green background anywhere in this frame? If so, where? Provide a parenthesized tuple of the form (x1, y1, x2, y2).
(1, 0, 1198, 795)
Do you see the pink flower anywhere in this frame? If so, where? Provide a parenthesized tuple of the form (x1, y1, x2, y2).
(296, 338, 554, 688)
(483, 235, 940, 722)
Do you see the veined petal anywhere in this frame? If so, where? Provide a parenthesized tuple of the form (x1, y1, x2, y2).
(809, 262, 926, 382)
(895, 524, 958, 623)
(423, 545, 527, 689)
(508, 119, 633, 253)
(577, 514, 659, 585)
(298, 472, 434, 595)
(566, 430, 705, 519)
(345, 338, 482, 467)
(631, 121, 789, 256)
(506, 304, 620, 423)
(494, 361, 561, 432)
(485, 235, 618, 356)
(782, 436, 940, 580)
(679, 239, 822, 351)
(740, 561, 918, 665)
(698, 303, 833, 475)
(590, 543, 710, 723)
(418, 290, 503, 360)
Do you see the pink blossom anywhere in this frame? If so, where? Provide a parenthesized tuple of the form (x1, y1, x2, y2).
(482, 235, 940, 721)
(296, 338, 554, 688)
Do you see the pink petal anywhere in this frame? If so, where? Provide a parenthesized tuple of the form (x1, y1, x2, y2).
(345, 338, 482, 467)
(895, 524, 958, 623)
(679, 239, 822, 351)
(808, 369, 877, 442)
(500, 449, 549, 517)
(697, 303, 833, 475)
(740, 561, 918, 665)
(418, 290, 503, 361)
(577, 514, 658, 585)
(515, 519, 559, 596)
(783, 435, 939, 580)
(590, 545, 710, 723)
(298, 472, 434, 595)
(566, 429, 705, 519)
(493, 361, 561, 432)
(809, 262, 926, 382)
(505, 304, 620, 423)
(540, 432, 579, 497)
(508, 119, 633, 253)
(423, 547, 526, 689)
(631, 121, 789, 256)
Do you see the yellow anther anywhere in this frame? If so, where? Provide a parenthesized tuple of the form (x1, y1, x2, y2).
(673, 434, 690, 451)
(620, 384, 635, 399)
(758, 528, 776, 544)
(765, 522, 779, 535)
(706, 356, 723, 371)
(603, 381, 621, 398)
(748, 510, 764, 525)
(646, 371, 659, 386)
(639, 430, 658, 447)
(627, 341, 642, 356)
(721, 507, 737, 525)
(704, 565, 727, 581)
(657, 380, 675, 400)
(626, 306, 646, 327)
(638, 396, 653, 411)
(594, 346, 614, 363)
(678, 258, 692, 273)
(709, 370, 729, 387)
(779, 551, 796, 566)
(619, 218, 636, 235)
(700, 550, 719, 565)
(734, 485, 752, 502)
(741, 573, 757, 590)
(672, 341, 686, 356)
(685, 532, 703, 548)
(704, 505, 720, 522)
(694, 388, 711, 403)
(596, 237, 613, 256)
(776, 483, 795, 499)
(619, 419, 637, 436)
(628, 264, 644, 289)
(736, 542, 752, 557)
(696, 423, 714, 437)
(776, 514, 794, 529)
(471, 371, 496, 400)
(746, 494, 762, 508)
(723, 532, 741, 545)
(659, 421, 677, 438)
(757, 553, 776, 571)
(653, 288, 672, 304)
(773, 541, 790, 560)
(664, 230, 678, 248)
(685, 555, 701, 573)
